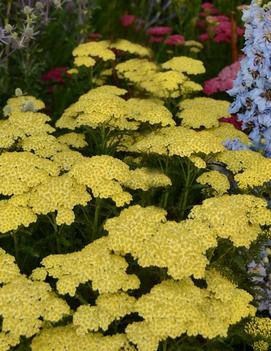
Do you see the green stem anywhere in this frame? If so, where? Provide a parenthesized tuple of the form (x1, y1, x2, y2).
(162, 340, 167, 351)
(12, 230, 19, 264)
(92, 198, 102, 241)
(179, 161, 193, 219)
(47, 213, 61, 253)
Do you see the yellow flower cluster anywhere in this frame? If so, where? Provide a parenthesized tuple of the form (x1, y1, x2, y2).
(128, 126, 225, 160)
(209, 123, 250, 145)
(0, 200, 37, 233)
(217, 149, 271, 189)
(0, 109, 55, 150)
(0, 249, 70, 351)
(115, 56, 203, 99)
(126, 98, 175, 126)
(105, 205, 216, 279)
(115, 58, 158, 83)
(31, 326, 134, 351)
(178, 97, 230, 129)
(73, 292, 136, 334)
(4, 95, 45, 114)
(189, 194, 271, 247)
(72, 39, 151, 69)
(0, 152, 58, 196)
(245, 317, 271, 340)
(109, 39, 152, 57)
(197, 170, 230, 196)
(57, 86, 175, 131)
(39, 237, 140, 296)
(69, 155, 132, 206)
(28, 174, 91, 225)
(161, 56, 205, 75)
(72, 40, 115, 68)
(123, 167, 172, 191)
(57, 132, 87, 148)
(252, 340, 270, 351)
(126, 269, 255, 351)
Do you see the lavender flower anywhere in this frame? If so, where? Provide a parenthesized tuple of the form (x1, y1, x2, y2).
(228, 0, 271, 156)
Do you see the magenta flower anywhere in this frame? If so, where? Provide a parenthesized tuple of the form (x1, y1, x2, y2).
(120, 14, 136, 27)
(199, 33, 210, 42)
(149, 36, 164, 43)
(164, 34, 185, 46)
(146, 26, 172, 36)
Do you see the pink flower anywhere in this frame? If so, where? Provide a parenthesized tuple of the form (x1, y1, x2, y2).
(203, 60, 241, 95)
(201, 2, 218, 15)
(214, 15, 230, 22)
(201, 2, 214, 10)
(120, 14, 136, 27)
(164, 34, 185, 46)
(196, 19, 206, 28)
(146, 26, 172, 36)
(149, 36, 164, 43)
(199, 33, 210, 42)
(42, 67, 70, 84)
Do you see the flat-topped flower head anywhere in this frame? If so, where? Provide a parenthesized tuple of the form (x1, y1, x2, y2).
(0, 249, 70, 350)
(39, 237, 140, 296)
(126, 98, 175, 126)
(217, 149, 271, 188)
(73, 292, 136, 334)
(109, 39, 152, 57)
(0, 200, 37, 234)
(178, 97, 230, 129)
(72, 40, 115, 63)
(69, 155, 132, 206)
(105, 205, 216, 280)
(162, 56, 205, 75)
(31, 326, 133, 351)
(0, 152, 58, 196)
(28, 174, 91, 225)
(128, 126, 225, 158)
(127, 270, 255, 351)
(57, 132, 87, 149)
(4, 95, 45, 114)
(189, 194, 271, 247)
(197, 170, 230, 196)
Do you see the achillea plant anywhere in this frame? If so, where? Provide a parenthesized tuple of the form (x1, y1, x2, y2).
(1, 37, 271, 351)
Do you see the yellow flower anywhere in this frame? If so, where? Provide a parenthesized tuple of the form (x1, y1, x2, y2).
(57, 132, 87, 149)
(40, 237, 140, 296)
(73, 292, 136, 334)
(28, 174, 91, 225)
(197, 170, 230, 196)
(162, 56, 205, 75)
(74, 56, 96, 67)
(31, 326, 132, 351)
(109, 39, 152, 57)
(178, 97, 230, 129)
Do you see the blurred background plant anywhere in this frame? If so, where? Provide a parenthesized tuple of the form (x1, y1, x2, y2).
(0, 0, 97, 107)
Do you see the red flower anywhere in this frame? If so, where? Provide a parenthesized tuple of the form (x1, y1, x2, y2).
(164, 34, 185, 46)
(120, 14, 136, 27)
(41, 67, 70, 84)
(219, 115, 243, 130)
(146, 26, 172, 36)
(88, 32, 102, 41)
